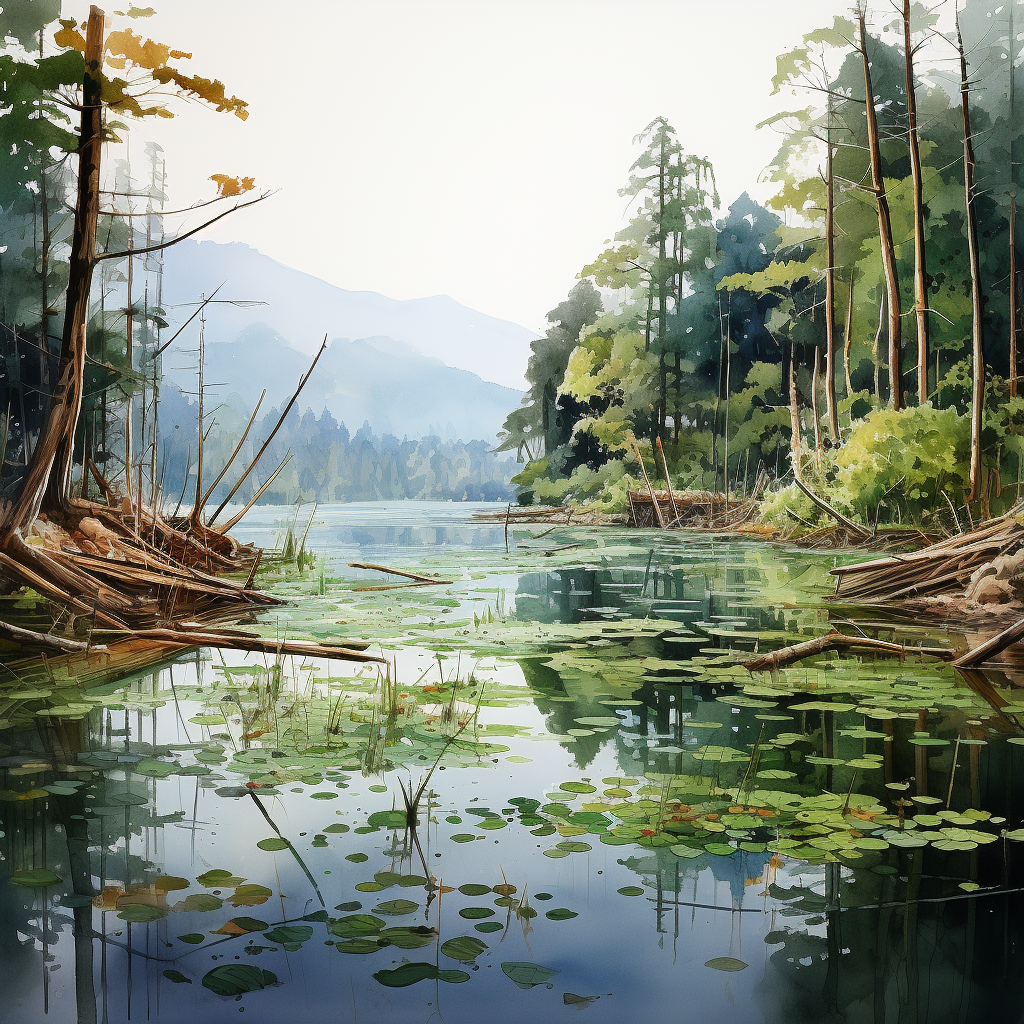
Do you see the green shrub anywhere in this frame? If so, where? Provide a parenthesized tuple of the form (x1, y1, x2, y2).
(833, 405, 970, 521)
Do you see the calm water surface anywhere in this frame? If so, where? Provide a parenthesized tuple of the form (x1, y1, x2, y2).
(1, 502, 1022, 1023)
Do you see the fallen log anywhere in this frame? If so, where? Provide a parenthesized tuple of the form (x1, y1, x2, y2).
(793, 474, 870, 540)
(0, 618, 96, 653)
(90, 626, 384, 663)
(952, 615, 1024, 668)
(743, 629, 955, 672)
(349, 562, 452, 585)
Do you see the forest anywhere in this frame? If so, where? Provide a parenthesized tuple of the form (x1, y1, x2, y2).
(500, 0, 1023, 533)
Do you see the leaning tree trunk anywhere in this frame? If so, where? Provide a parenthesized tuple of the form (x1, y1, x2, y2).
(903, 0, 930, 407)
(958, 20, 985, 502)
(858, 6, 903, 411)
(1, 6, 105, 539)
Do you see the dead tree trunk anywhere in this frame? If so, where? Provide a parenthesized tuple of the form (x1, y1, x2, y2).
(858, 5, 903, 411)
(958, 20, 985, 502)
(1, 6, 105, 538)
(1011, 193, 1018, 399)
(824, 102, 839, 439)
(903, 1, 930, 407)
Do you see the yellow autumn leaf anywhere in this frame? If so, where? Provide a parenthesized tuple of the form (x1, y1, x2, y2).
(210, 174, 256, 198)
(54, 19, 86, 53)
(152, 68, 249, 119)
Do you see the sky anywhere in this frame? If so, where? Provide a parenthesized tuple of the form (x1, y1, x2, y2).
(64, 0, 879, 336)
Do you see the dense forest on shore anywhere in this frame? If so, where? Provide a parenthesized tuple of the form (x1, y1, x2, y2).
(1, 2, 1022, 532)
(501, 0, 1024, 532)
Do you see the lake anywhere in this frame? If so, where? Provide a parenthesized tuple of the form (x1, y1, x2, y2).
(1, 501, 1022, 1023)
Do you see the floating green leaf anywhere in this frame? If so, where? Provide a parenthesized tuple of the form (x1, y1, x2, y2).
(375, 899, 418, 916)
(202, 965, 278, 996)
(163, 970, 191, 984)
(441, 935, 488, 961)
(501, 962, 560, 989)
(705, 957, 748, 972)
(172, 894, 223, 913)
(372, 962, 469, 987)
(118, 903, 168, 923)
(10, 869, 62, 888)
(545, 908, 577, 920)
(197, 870, 245, 886)
(458, 883, 491, 896)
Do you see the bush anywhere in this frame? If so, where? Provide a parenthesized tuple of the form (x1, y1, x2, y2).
(833, 405, 970, 522)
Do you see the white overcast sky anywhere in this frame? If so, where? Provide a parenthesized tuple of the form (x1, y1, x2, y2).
(63, 0, 883, 334)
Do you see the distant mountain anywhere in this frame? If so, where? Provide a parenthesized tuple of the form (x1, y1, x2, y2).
(162, 325, 521, 442)
(161, 239, 536, 390)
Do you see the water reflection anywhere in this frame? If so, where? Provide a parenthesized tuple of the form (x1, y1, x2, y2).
(3, 511, 1024, 1022)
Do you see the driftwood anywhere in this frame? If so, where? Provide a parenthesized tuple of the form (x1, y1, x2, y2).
(743, 629, 955, 672)
(630, 438, 666, 528)
(349, 562, 452, 585)
(793, 474, 871, 540)
(0, 617, 380, 663)
(472, 506, 567, 521)
(831, 508, 1024, 601)
(952, 616, 1024, 668)
(91, 626, 383, 663)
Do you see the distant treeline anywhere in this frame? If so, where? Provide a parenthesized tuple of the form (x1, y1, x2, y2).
(159, 390, 517, 506)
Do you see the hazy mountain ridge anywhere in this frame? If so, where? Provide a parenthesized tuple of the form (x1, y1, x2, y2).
(162, 324, 521, 442)
(162, 239, 537, 390)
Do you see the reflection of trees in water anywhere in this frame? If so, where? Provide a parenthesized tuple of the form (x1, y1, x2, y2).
(513, 560, 801, 636)
(0, 673, 179, 1023)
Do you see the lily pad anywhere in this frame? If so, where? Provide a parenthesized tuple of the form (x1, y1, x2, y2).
(256, 838, 289, 852)
(197, 870, 245, 887)
(501, 962, 560, 990)
(545, 908, 577, 920)
(441, 935, 488, 961)
(10, 868, 62, 888)
(202, 965, 278, 996)
(374, 899, 418, 916)
(372, 962, 469, 987)
(705, 957, 748, 972)
(117, 903, 168, 923)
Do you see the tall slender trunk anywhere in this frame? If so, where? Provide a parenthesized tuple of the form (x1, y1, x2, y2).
(1, 6, 105, 536)
(191, 303, 206, 525)
(824, 101, 839, 440)
(903, 0, 930, 406)
(812, 345, 823, 471)
(789, 342, 801, 472)
(1011, 194, 1018, 398)
(858, 5, 903, 410)
(873, 285, 886, 402)
(958, 20, 985, 501)
(657, 135, 667, 437)
(123, 200, 134, 499)
(844, 268, 856, 398)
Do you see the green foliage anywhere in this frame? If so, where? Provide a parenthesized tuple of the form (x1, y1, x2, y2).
(833, 406, 971, 520)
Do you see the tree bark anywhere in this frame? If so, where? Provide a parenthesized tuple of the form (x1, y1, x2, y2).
(903, 0, 930, 407)
(1011, 193, 1018, 399)
(1, 6, 105, 538)
(789, 341, 801, 470)
(825, 101, 839, 438)
(858, 5, 903, 411)
(844, 268, 856, 398)
(958, 19, 985, 502)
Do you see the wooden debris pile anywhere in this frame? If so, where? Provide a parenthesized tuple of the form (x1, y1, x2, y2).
(625, 489, 754, 529)
(831, 510, 1024, 603)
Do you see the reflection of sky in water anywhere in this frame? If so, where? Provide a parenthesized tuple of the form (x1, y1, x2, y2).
(3, 505, 1024, 1022)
